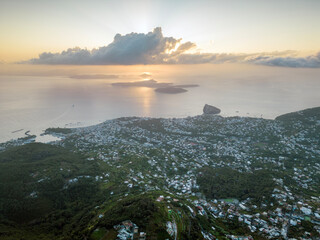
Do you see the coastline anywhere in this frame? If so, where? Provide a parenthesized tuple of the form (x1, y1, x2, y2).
(1, 106, 319, 149)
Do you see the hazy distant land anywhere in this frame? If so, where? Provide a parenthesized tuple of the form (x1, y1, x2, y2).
(112, 79, 199, 94)
(112, 79, 172, 88)
(70, 74, 119, 79)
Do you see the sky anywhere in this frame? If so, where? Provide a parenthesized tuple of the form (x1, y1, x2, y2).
(1, 0, 320, 64)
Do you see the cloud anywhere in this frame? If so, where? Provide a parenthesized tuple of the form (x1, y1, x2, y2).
(243, 52, 320, 68)
(174, 51, 320, 68)
(24, 27, 320, 68)
(27, 27, 183, 65)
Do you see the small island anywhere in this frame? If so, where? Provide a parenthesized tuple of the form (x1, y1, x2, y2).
(155, 87, 188, 94)
(112, 79, 172, 88)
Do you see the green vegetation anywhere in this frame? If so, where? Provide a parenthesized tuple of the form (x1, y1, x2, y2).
(45, 127, 72, 134)
(288, 220, 319, 239)
(90, 228, 107, 240)
(0, 144, 212, 240)
(197, 167, 275, 202)
(0, 143, 104, 239)
(94, 195, 172, 239)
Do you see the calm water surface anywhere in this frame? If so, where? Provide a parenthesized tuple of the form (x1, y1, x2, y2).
(0, 64, 319, 142)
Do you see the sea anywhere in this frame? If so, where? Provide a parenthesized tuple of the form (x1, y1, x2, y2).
(0, 63, 319, 143)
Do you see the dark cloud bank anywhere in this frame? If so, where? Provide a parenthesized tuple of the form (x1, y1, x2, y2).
(25, 27, 320, 68)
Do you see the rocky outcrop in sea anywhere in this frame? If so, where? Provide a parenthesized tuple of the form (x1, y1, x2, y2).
(203, 104, 221, 114)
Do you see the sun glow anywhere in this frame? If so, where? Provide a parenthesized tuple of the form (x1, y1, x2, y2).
(165, 42, 181, 54)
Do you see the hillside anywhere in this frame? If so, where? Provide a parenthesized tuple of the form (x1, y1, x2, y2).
(276, 106, 320, 122)
(1, 107, 320, 239)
